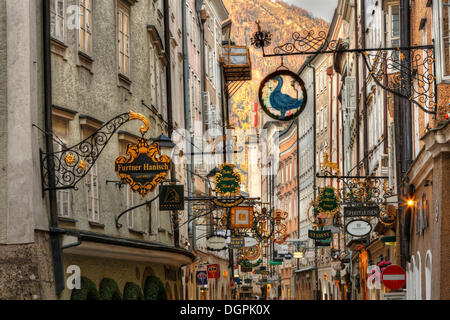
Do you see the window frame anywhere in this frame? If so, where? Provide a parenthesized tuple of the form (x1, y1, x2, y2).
(50, 0, 65, 42)
(55, 141, 72, 218)
(79, 0, 93, 55)
(117, 1, 131, 77)
(86, 162, 100, 223)
(386, 3, 401, 68)
(433, 0, 450, 81)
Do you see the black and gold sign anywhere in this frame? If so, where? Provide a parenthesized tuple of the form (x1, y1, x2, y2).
(115, 137, 172, 197)
(308, 230, 332, 240)
(159, 185, 184, 211)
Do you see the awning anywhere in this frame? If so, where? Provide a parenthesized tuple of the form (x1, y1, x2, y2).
(55, 228, 195, 267)
(294, 266, 317, 273)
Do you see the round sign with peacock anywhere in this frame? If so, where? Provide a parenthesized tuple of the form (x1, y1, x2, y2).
(258, 69, 307, 121)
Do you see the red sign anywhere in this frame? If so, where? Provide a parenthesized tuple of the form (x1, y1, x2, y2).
(381, 264, 406, 290)
(207, 264, 220, 279)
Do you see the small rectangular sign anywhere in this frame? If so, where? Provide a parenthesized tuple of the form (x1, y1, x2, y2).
(240, 266, 252, 273)
(207, 264, 220, 279)
(229, 236, 245, 249)
(315, 239, 332, 246)
(308, 230, 332, 240)
(159, 185, 184, 211)
(196, 271, 207, 286)
(344, 206, 379, 218)
(382, 292, 406, 300)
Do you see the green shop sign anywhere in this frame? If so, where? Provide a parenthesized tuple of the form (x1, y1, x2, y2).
(269, 260, 283, 266)
(308, 229, 332, 240)
(317, 187, 340, 214)
(214, 163, 241, 197)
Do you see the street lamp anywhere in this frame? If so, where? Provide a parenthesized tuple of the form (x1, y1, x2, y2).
(151, 133, 176, 157)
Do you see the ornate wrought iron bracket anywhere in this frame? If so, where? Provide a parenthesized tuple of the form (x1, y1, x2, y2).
(115, 193, 159, 229)
(316, 171, 395, 206)
(251, 24, 438, 114)
(40, 110, 149, 191)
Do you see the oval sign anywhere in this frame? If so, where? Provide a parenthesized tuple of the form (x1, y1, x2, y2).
(206, 235, 227, 251)
(345, 219, 372, 237)
(244, 237, 258, 247)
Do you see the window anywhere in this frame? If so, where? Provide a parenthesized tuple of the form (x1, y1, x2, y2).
(50, 0, 65, 41)
(79, 0, 92, 55)
(387, 4, 400, 64)
(323, 107, 328, 129)
(415, 252, 422, 300)
(434, 0, 450, 79)
(55, 143, 71, 218)
(118, 2, 130, 76)
(425, 250, 432, 300)
(86, 162, 100, 222)
(205, 44, 209, 78)
(126, 185, 135, 229)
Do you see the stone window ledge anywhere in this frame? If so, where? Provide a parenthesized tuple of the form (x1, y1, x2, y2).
(50, 37, 68, 60)
(77, 51, 94, 73)
(128, 228, 146, 236)
(118, 73, 132, 91)
(58, 217, 77, 224)
(88, 221, 105, 228)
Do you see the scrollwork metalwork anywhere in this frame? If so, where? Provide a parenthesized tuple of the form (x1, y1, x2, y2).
(252, 21, 437, 115)
(41, 111, 149, 191)
(361, 47, 436, 114)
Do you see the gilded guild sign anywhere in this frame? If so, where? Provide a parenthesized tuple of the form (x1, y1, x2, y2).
(115, 137, 172, 197)
(214, 163, 241, 197)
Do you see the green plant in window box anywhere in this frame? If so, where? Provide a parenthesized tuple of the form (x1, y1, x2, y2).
(70, 276, 100, 300)
(123, 282, 144, 300)
(144, 276, 167, 300)
(99, 278, 122, 300)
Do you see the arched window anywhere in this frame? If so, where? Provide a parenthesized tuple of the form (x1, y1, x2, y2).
(425, 250, 432, 300)
(408, 257, 416, 300)
(416, 252, 422, 300)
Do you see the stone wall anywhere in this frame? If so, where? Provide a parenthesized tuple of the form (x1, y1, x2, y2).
(0, 231, 56, 300)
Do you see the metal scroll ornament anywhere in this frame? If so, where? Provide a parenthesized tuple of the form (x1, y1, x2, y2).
(258, 69, 307, 121)
(271, 209, 288, 244)
(115, 138, 172, 197)
(41, 110, 149, 191)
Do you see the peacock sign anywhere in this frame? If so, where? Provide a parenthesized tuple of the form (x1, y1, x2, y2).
(258, 69, 307, 121)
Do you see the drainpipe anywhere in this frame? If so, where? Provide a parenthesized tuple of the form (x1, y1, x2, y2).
(399, 0, 412, 269)
(163, 0, 179, 247)
(182, 0, 193, 251)
(354, 0, 361, 175)
(361, 0, 369, 175)
(43, 0, 65, 295)
(307, 63, 318, 300)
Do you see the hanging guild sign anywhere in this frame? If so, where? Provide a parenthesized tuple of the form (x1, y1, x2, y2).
(230, 206, 254, 229)
(206, 235, 228, 251)
(317, 187, 341, 215)
(345, 219, 372, 237)
(315, 239, 332, 247)
(214, 163, 241, 197)
(159, 185, 184, 211)
(196, 271, 208, 286)
(308, 230, 332, 240)
(229, 236, 245, 249)
(241, 245, 261, 261)
(258, 69, 307, 121)
(115, 138, 172, 197)
(207, 264, 220, 279)
(344, 206, 380, 218)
